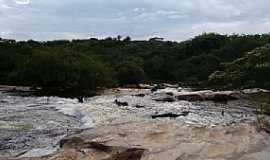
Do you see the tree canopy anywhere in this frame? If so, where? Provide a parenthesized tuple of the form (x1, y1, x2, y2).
(1, 33, 270, 96)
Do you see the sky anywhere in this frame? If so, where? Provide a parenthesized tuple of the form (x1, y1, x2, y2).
(0, 0, 270, 41)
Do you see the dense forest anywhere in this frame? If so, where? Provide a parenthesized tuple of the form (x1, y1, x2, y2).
(0, 33, 270, 96)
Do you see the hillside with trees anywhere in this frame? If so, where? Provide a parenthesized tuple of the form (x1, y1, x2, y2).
(209, 44, 270, 89)
(0, 33, 270, 96)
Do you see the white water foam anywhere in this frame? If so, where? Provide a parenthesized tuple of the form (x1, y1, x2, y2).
(44, 96, 95, 129)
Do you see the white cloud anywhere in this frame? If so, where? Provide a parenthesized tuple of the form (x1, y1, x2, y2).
(133, 8, 145, 12)
(0, 0, 270, 41)
(1, 4, 11, 9)
(15, 0, 31, 5)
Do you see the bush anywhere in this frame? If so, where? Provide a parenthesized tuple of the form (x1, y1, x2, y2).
(116, 62, 145, 85)
(20, 48, 115, 96)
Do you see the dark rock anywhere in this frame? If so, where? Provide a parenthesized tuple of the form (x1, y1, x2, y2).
(177, 94, 204, 101)
(179, 111, 190, 117)
(59, 137, 84, 149)
(107, 148, 145, 160)
(135, 105, 145, 108)
(151, 112, 189, 119)
(77, 96, 84, 103)
(154, 97, 176, 102)
(166, 92, 174, 96)
(209, 94, 238, 104)
(59, 136, 146, 160)
(115, 99, 129, 106)
(151, 84, 166, 93)
(134, 94, 146, 97)
(151, 88, 158, 93)
(85, 142, 112, 152)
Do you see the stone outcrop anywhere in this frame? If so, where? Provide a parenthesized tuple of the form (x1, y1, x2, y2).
(151, 90, 241, 103)
(176, 90, 241, 103)
(17, 120, 270, 160)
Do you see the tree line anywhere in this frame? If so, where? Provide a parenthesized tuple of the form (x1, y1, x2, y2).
(0, 33, 270, 96)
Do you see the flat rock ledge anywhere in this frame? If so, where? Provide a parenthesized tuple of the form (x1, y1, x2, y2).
(176, 90, 242, 102)
(13, 120, 270, 160)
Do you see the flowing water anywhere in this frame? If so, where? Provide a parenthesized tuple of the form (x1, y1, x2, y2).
(0, 88, 260, 158)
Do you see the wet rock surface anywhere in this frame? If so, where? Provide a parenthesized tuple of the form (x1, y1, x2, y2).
(0, 92, 90, 158)
(1, 86, 270, 159)
(19, 121, 270, 160)
(176, 90, 241, 102)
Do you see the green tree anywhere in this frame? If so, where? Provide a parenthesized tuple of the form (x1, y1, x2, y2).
(116, 62, 145, 85)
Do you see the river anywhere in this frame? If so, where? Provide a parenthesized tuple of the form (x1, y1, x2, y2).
(0, 87, 265, 158)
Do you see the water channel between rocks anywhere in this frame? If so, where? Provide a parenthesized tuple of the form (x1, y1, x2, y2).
(0, 87, 261, 158)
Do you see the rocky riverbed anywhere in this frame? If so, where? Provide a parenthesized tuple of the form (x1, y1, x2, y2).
(0, 86, 270, 159)
(0, 92, 90, 158)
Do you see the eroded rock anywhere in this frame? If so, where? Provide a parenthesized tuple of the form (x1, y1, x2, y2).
(51, 134, 147, 160)
(17, 121, 270, 160)
(176, 90, 241, 103)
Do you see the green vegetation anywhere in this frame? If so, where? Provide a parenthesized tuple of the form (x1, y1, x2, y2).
(0, 33, 270, 97)
(209, 44, 270, 89)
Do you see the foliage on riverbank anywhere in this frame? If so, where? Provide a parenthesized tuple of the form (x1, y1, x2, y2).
(209, 44, 270, 89)
(1, 33, 270, 96)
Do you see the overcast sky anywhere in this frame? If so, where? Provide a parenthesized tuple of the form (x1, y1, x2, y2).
(0, 0, 270, 41)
